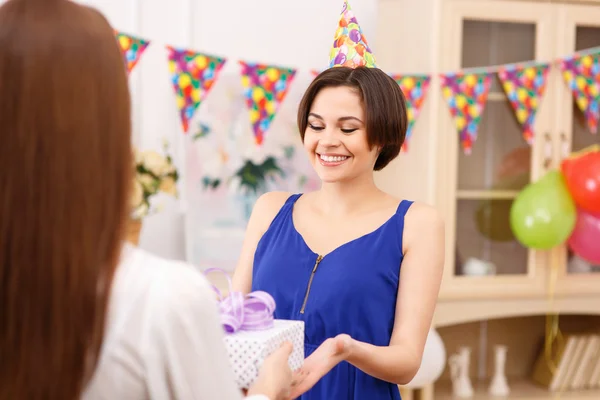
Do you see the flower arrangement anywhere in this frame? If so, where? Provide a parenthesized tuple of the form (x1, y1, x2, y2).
(195, 111, 298, 195)
(187, 76, 319, 223)
(131, 142, 179, 220)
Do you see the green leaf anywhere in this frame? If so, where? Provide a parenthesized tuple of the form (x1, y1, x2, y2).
(284, 146, 295, 159)
(201, 176, 221, 190)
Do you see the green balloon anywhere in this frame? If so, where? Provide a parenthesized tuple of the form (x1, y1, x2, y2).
(510, 170, 577, 250)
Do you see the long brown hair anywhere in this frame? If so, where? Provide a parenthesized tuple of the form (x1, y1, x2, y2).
(0, 0, 132, 398)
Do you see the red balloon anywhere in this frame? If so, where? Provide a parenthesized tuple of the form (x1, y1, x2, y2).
(561, 145, 600, 214)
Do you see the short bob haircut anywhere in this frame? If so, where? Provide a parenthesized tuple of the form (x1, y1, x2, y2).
(297, 66, 408, 171)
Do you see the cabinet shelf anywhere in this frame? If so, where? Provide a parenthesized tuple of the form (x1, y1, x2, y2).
(434, 296, 600, 327)
(435, 379, 600, 400)
(456, 190, 520, 200)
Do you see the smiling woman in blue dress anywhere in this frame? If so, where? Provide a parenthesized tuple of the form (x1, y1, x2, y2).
(232, 64, 445, 400)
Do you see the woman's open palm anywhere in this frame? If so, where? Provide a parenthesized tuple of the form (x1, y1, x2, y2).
(288, 334, 352, 399)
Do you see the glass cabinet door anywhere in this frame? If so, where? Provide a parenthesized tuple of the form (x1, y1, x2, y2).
(555, 5, 600, 293)
(456, 20, 535, 278)
(439, 0, 554, 298)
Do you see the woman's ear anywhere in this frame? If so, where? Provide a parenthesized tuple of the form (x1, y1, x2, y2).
(372, 146, 383, 167)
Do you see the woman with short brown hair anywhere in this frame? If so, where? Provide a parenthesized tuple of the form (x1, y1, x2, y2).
(233, 66, 445, 399)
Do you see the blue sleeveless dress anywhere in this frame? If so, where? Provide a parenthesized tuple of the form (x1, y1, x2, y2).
(251, 193, 413, 400)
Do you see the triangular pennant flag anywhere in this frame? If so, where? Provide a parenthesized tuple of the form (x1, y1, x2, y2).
(167, 47, 227, 133)
(115, 31, 149, 74)
(498, 62, 550, 144)
(390, 74, 431, 152)
(329, 1, 376, 69)
(560, 51, 600, 134)
(239, 61, 297, 145)
(440, 72, 493, 154)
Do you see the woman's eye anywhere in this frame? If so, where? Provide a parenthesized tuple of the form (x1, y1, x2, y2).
(309, 124, 324, 131)
(341, 128, 357, 134)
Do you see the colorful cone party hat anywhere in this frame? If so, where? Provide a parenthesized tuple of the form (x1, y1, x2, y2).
(329, 1, 376, 69)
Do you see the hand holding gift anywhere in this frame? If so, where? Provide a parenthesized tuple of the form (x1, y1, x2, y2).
(247, 341, 305, 400)
(204, 269, 305, 397)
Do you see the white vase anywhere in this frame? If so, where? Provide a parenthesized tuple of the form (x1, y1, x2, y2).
(489, 345, 510, 397)
(404, 329, 446, 388)
(448, 346, 474, 398)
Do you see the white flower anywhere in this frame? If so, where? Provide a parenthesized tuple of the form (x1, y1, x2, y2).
(130, 180, 144, 208)
(138, 173, 157, 192)
(159, 176, 177, 196)
(202, 151, 227, 178)
(142, 150, 170, 176)
(133, 147, 143, 164)
(131, 202, 149, 220)
(227, 176, 242, 193)
(242, 144, 268, 165)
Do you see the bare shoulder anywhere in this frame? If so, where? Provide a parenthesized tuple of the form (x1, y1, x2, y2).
(405, 201, 444, 226)
(253, 191, 292, 213)
(403, 201, 445, 247)
(248, 191, 293, 233)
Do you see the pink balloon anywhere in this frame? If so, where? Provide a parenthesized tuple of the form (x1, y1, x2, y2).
(567, 208, 600, 264)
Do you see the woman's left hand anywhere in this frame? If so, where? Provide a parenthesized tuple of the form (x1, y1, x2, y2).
(288, 334, 352, 399)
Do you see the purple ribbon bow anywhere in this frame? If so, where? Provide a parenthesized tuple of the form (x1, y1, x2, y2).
(204, 268, 276, 334)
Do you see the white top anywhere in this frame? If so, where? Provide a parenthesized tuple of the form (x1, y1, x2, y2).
(83, 245, 269, 400)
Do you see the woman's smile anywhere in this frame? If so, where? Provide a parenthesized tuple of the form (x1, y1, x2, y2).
(317, 153, 351, 167)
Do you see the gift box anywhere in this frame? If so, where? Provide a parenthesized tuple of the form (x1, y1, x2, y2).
(203, 268, 305, 389)
(224, 319, 305, 388)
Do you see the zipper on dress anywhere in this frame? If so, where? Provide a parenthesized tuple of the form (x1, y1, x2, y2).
(300, 255, 323, 314)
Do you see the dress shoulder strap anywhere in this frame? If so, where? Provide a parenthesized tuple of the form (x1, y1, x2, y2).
(395, 199, 414, 217)
(261, 193, 302, 232)
(394, 200, 414, 256)
(284, 193, 302, 206)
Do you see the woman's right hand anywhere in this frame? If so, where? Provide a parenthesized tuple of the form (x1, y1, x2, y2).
(247, 342, 295, 400)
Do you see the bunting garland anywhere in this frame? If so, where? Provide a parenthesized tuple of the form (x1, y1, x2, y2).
(115, 31, 149, 74)
(440, 72, 493, 154)
(167, 47, 227, 133)
(390, 74, 431, 151)
(110, 28, 599, 155)
(560, 50, 600, 134)
(239, 61, 297, 145)
(498, 62, 550, 144)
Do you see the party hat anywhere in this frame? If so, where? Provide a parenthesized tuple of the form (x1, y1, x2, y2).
(329, 0, 376, 68)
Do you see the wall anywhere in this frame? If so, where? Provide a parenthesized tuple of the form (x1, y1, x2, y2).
(375, 0, 441, 207)
(74, 0, 380, 261)
(8, 0, 441, 262)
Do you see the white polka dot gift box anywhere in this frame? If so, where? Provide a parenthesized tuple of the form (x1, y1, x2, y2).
(204, 268, 305, 389)
(223, 319, 304, 389)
